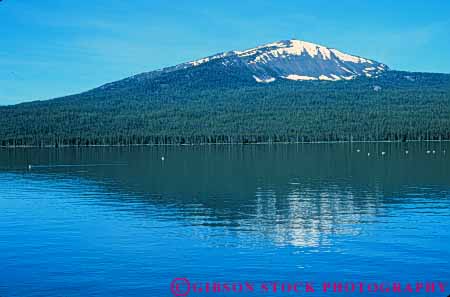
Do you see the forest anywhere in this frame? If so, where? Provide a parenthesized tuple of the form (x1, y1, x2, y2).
(1, 68, 450, 146)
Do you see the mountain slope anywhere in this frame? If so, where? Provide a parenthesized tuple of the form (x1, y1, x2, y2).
(184, 39, 388, 82)
(1, 40, 450, 146)
(100, 39, 388, 91)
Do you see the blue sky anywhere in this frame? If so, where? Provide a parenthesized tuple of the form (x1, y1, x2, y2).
(1, 0, 450, 105)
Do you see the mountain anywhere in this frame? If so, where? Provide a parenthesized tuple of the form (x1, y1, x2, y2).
(181, 39, 388, 82)
(1, 39, 450, 146)
(101, 39, 388, 90)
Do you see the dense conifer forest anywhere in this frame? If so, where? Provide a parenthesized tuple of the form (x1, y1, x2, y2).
(1, 68, 450, 147)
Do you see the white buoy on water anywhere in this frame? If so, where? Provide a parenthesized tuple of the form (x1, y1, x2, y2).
(432, 150, 436, 154)
(367, 153, 370, 156)
(426, 150, 431, 154)
(356, 149, 360, 153)
(381, 152, 386, 156)
(405, 150, 409, 154)
(28, 165, 32, 170)
(161, 156, 165, 161)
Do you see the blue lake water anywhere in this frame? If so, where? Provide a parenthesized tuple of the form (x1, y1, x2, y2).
(0, 143, 449, 297)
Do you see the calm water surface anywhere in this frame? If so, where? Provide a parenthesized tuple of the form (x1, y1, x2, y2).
(0, 143, 449, 297)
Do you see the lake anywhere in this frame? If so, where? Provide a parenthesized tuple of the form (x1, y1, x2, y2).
(0, 143, 449, 297)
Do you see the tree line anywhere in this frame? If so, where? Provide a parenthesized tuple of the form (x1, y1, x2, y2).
(1, 70, 449, 146)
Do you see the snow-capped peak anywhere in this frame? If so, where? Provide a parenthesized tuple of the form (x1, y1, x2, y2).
(237, 40, 337, 61)
(177, 39, 388, 83)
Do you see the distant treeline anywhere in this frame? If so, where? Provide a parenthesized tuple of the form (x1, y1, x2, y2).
(1, 70, 450, 146)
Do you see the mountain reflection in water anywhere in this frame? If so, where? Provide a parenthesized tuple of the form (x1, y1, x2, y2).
(1, 143, 449, 296)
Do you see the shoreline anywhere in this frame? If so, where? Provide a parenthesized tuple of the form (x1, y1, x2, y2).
(1, 139, 449, 149)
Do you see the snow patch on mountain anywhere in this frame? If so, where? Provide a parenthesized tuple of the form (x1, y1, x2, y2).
(158, 39, 389, 84)
(283, 75, 318, 81)
(253, 76, 276, 83)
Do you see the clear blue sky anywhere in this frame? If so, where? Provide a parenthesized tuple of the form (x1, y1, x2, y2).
(1, 0, 450, 105)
